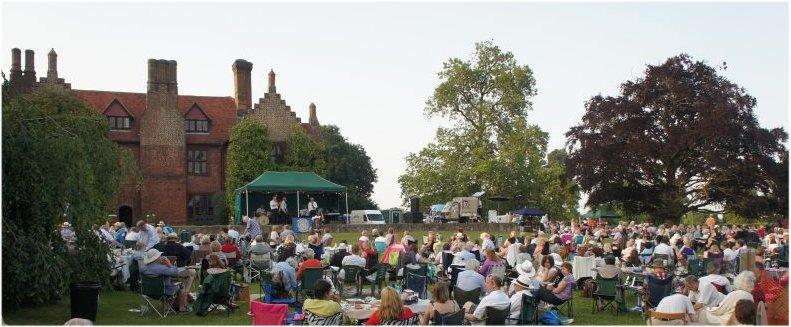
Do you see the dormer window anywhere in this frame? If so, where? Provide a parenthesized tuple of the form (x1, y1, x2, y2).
(184, 103, 211, 133)
(103, 99, 133, 131)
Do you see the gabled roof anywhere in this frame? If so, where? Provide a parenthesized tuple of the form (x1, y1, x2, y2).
(184, 102, 212, 121)
(102, 99, 134, 118)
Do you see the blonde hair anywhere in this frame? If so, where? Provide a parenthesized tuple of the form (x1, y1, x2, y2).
(210, 241, 221, 252)
(378, 287, 405, 321)
(284, 235, 295, 244)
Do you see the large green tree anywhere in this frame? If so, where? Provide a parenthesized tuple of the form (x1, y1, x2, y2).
(320, 125, 378, 209)
(400, 41, 562, 213)
(2, 85, 136, 309)
(225, 118, 275, 214)
(566, 54, 788, 224)
(540, 149, 581, 219)
(282, 128, 327, 176)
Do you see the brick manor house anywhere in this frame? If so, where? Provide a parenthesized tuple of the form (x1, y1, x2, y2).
(7, 48, 325, 226)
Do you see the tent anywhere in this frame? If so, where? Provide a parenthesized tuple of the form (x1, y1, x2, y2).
(580, 209, 619, 219)
(234, 171, 348, 224)
(512, 207, 545, 217)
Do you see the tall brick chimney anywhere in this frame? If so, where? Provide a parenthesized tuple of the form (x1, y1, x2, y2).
(47, 48, 58, 80)
(23, 49, 36, 86)
(308, 102, 319, 126)
(140, 59, 187, 224)
(268, 69, 276, 93)
(10, 48, 22, 83)
(232, 59, 253, 115)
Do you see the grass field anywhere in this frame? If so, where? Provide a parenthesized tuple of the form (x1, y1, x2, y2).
(3, 228, 646, 325)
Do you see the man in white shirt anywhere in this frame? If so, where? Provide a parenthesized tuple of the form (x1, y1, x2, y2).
(507, 274, 533, 324)
(653, 236, 674, 261)
(653, 279, 698, 324)
(722, 241, 737, 262)
(136, 220, 160, 250)
(464, 275, 510, 323)
(457, 259, 486, 293)
(307, 197, 319, 215)
(269, 196, 280, 224)
(227, 225, 240, 242)
(481, 233, 496, 251)
(698, 261, 730, 292)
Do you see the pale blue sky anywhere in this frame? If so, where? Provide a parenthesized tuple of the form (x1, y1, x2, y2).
(2, 2, 788, 210)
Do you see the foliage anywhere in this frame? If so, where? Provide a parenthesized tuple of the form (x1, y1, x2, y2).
(399, 41, 577, 216)
(540, 149, 581, 219)
(225, 118, 275, 212)
(566, 54, 788, 224)
(282, 127, 327, 176)
(211, 191, 228, 223)
(2, 85, 135, 309)
(320, 125, 378, 209)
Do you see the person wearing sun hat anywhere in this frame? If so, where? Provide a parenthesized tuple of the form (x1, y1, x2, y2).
(508, 274, 534, 323)
(139, 248, 196, 312)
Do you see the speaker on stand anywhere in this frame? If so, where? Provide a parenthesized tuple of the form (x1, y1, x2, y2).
(410, 197, 422, 223)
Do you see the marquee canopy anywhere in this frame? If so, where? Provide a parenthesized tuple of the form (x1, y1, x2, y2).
(234, 171, 347, 193)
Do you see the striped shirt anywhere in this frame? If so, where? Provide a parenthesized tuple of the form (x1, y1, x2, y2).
(246, 218, 262, 239)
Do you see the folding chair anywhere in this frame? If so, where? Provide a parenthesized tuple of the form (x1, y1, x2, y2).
(442, 252, 455, 273)
(592, 275, 620, 315)
(298, 267, 325, 301)
(449, 265, 464, 288)
(361, 264, 388, 297)
(555, 280, 576, 318)
(433, 309, 464, 325)
(405, 263, 428, 277)
(646, 309, 688, 325)
(305, 311, 344, 325)
(190, 249, 209, 267)
(643, 275, 674, 317)
(517, 294, 539, 324)
(140, 275, 179, 317)
(339, 265, 362, 297)
(453, 286, 481, 306)
(251, 300, 287, 325)
(405, 272, 428, 299)
(248, 252, 271, 283)
(194, 270, 234, 316)
(381, 314, 419, 325)
(484, 305, 510, 325)
(687, 258, 704, 276)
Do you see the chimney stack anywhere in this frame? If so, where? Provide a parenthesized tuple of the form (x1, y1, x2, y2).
(10, 48, 22, 83)
(147, 59, 178, 93)
(47, 48, 58, 80)
(268, 69, 276, 93)
(23, 49, 36, 84)
(232, 59, 253, 113)
(308, 103, 319, 126)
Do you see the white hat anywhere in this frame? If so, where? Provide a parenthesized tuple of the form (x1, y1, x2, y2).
(143, 249, 163, 265)
(61, 222, 71, 228)
(516, 260, 536, 278)
(512, 273, 532, 289)
(455, 232, 464, 239)
(337, 243, 348, 250)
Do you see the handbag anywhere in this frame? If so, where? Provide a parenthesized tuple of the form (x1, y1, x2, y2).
(540, 308, 562, 325)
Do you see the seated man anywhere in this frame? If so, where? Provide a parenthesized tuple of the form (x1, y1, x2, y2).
(597, 256, 621, 279)
(650, 276, 699, 325)
(161, 233, 191, 267)
(464, 275, 510, 323)
(456, 259, 486, 294)
(139, 249, 196, 313)
(249, 235, 273, 269)
(271, 257, 297, 298)
(508, 274, 533, 324)
(220, 236, 242, 268)
(698, 261, 730, 294)
(330, 242, 351, 269)
(296, 248, 323, 280)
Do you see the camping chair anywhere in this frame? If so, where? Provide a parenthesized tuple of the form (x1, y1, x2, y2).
(140, 275, 179, 318)
(555, 280, 576, 318)
(223, 250, 240, 268)
(450, 265, 464, 288)
(194, 270, 234, 316)
(433, 309, 465, 325)
(442, 252, 455, 273)
(646, 309, 689, 325)
(251, 300, 288, 325)
(248, 252, 271, 283)
(305, 311, 344, 326)
(643, 274, 674, 316)
(471, 250, 482, 262)
(339, 265, 362, 297)
(405, 263, 428, 277)
(298, 267, 325, 301)
(361, 264, 388, 297)
(484, 305, 510, 325)
(511, 293, 539, 324)
(381, 315, 419, 325)
(453, 286, 481, 307)
(724, 256, 740, 276)
(405, 273, 428, 299)
(190, 249, 209, 267)
(687, 258, 704, 277)
(124, 240, 138, 249)
(592, 275, 620, 315)
(260, 271, 296, 306)
(179, 230, 191, 243)
(128, 258, 142, 292)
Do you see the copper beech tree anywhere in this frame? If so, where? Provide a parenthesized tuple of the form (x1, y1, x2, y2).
(566, 54, 787, 224)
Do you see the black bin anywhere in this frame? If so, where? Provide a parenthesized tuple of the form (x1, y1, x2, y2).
(70, 282, 101, 322)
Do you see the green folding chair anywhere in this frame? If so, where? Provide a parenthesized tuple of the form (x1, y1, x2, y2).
(593, 276, 620, 315)
(140, 275, 179, 317)
(298, 267, 325, 301)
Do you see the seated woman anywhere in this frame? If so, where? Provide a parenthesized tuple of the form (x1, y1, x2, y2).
(303, 280, 350, 324)
(420, 280, 460, 325)
(479, 249, 502, 277)
(697, 271, 756, 325)
(536, 255, 559, 283)
(365, 287, 415, 325)
(534, 262, 575, 306)
(209, 240, 228, 266)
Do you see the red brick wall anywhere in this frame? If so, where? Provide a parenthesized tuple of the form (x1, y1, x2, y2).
(186, 144, 225, 195)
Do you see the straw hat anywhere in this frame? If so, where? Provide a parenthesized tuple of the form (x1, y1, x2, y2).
(61, 222, 71, 228)
(516, 260, 536, 278)
(157, 221, 165, 227)
(143, 249, 163, 265)
(512, 273, 532, 289)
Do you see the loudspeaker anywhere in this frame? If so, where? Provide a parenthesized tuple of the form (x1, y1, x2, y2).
(410, 197, 422, 223)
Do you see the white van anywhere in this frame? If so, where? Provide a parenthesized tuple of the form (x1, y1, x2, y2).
(349, 210, 385, 225)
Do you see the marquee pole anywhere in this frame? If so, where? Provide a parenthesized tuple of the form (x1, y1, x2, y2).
(245, 188, 250, 219)
(345, 192, 349, 216)
(297, 191, 300, 217)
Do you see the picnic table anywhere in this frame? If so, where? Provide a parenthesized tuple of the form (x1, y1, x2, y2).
(341, 299, 431, 321)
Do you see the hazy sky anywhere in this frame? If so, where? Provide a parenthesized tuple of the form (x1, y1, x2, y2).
(2, 2, 788, 210)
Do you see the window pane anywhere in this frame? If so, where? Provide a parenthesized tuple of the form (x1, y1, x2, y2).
(201, 121, 208, 132)
(188, 162, 193, 173)
(201, 162, 207, 174)
(185, 121, 190, 131)
(123, 118, 130, 129)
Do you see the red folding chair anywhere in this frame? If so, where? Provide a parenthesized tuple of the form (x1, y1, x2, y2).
(251, 300, 287, 325)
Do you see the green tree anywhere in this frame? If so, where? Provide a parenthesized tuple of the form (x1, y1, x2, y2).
(566, 54, 788, 224)
(2, 85, 136, 309)
(540, 149, 581, 219)
(320, 125, 378, 209)
(400, 41, 551, 213)
(225, 118, 275, 214)
(282, 128, 327, 176)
